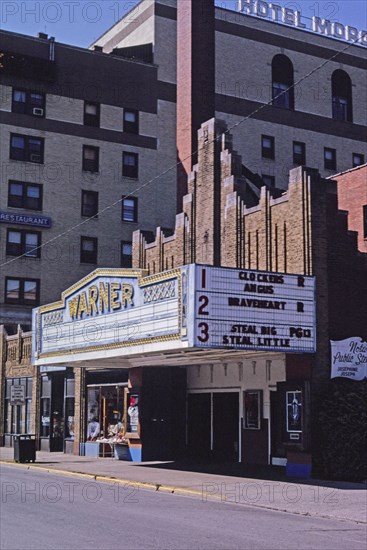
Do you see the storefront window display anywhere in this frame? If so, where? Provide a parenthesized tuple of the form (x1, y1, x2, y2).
(86, 383, 128, 444)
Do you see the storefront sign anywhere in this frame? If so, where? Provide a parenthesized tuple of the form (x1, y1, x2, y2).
(189, 265, 315, 353)
(330, 337, 367, 380)
(0, 211, 52, 228)
(10, 385, 25, 405)
(237, 0, 367, 46)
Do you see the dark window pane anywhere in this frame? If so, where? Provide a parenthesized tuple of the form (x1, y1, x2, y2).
(84, 102, 100, 127)
(121, 241, 133, 267)
(324, 148, 336, 170)
(353, 154, 364, 167)
(123, 110, 139, 134)
(123, 152, 138, 178)
(261, 135, 275, 159)
(80, 237, 98, 263)
(81, 191, 98, 217)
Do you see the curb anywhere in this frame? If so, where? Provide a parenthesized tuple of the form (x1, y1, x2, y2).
(1, 460, 366, 524)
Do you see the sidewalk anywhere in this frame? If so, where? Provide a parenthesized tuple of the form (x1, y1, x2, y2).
(1, 447, 366, 524)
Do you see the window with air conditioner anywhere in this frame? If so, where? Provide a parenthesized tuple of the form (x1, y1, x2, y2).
(12, 89, 45, 117)
(10, 134, 44, 163)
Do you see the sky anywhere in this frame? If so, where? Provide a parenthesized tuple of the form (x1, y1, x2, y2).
(0, 0, 366, 48)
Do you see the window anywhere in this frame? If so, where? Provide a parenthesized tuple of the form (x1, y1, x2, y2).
(364, 205, 367, 239)
(122, 197, 138, 223)
(324, 148, 336, 170)
(4, 377, 33, 435)
(243, 390, 262, 430)
(10, 134, 44, 163)
(84, 102, 100, 127)
(81, 190, 98, 218)
(80, 236, 98, 264)
(293, 141, 306, 165)
(6, 229, 41, 258)
(272, 55, 294, 110)
(262, 175, 275, 188)
(261, 135, 275, 159)
(40, 375, 51, 438)
(5, 277, 40, 305)
(123, 110, 139, 134)
(121, 241, 133, 268)
(332, 70, 352, 122)
(353, 153, 365, 168)
(82, 145, 99, 172)
(123, 152, 139, 178)
(12, 89, 45, 116)
(8, 181, 43, 210)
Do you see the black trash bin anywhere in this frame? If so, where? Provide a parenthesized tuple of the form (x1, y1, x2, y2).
(13, 434, 36, 463)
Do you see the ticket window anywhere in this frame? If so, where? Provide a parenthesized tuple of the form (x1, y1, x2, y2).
(86, 384, 127, 441)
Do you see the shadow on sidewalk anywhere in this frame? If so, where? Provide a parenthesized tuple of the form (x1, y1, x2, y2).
(135, 459, 367, 489)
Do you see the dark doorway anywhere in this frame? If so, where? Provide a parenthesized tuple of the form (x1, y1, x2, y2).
(187, 393, 211, 459)
(270, 390, 286, 461)
(213, 392, 239, 462)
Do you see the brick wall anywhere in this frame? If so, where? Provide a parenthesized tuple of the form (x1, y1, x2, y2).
(333, 165, 367, 253)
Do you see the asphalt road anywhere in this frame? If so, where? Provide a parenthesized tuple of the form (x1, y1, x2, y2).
(1, 465, 366, 550)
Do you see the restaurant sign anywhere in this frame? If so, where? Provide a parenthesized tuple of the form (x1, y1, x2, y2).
(330, 337, 367, 380)
(32, 265, 315, 366)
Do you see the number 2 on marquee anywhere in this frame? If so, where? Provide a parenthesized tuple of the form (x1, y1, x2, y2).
(198, 295, 209, 315)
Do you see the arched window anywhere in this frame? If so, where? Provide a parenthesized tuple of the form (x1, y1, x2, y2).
(272, 55, 294, 110)
(332, 70, 352, 122)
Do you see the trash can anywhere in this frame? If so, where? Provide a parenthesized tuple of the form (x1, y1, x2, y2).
(13, 434, 36, 463)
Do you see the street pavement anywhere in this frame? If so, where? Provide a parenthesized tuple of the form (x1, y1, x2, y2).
(1, 465, 366, 550)
(0, 447, 366, 525)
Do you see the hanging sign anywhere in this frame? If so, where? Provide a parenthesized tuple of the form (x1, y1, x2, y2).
(330, 337, 367, 380)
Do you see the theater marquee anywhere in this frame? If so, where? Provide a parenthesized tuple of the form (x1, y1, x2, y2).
(32, 265, 316, 366)
(186, 265, 315, 353)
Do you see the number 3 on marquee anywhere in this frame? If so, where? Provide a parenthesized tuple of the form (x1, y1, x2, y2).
(197, 322, 209, 343)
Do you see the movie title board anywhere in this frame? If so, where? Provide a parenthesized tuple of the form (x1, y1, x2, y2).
(190, 265, 316, 353)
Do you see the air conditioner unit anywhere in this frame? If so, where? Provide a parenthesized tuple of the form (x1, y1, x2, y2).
(30, 154, 41, 163)
(33, 107, 44, 116)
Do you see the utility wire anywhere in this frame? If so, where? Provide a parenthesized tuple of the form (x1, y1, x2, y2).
(1, 29, 365, 268)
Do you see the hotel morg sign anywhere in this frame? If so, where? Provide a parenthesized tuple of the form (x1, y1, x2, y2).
(32, 265, 316, 365)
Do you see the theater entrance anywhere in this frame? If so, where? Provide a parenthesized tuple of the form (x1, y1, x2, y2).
(187, 391, 239, 462)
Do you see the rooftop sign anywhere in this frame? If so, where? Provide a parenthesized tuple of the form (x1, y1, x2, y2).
(33, 265, 315, 366)
(237, 0, 367, 46)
